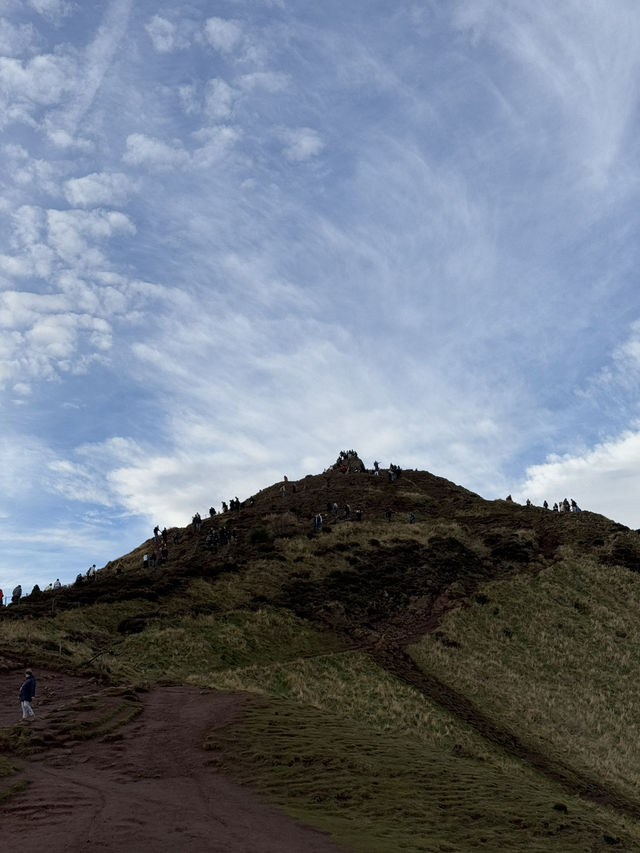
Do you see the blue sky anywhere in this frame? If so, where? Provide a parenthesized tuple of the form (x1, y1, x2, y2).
(2, 0, 640, 593)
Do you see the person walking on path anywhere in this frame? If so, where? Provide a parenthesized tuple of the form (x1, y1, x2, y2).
(19, 669, 36, 721)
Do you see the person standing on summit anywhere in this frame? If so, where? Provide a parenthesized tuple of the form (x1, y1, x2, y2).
(19, 669, 36, 721)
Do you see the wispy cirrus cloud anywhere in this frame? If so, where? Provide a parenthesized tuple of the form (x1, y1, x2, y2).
(453, 0, 640, 187)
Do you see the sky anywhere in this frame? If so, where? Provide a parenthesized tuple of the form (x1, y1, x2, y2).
(2, 0, 640, 594)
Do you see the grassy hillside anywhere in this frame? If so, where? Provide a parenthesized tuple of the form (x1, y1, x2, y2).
(2, 457, 640, 850)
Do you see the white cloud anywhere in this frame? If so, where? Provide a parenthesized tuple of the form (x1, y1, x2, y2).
(46, 208, 136, 266)
(204, 17, 243, 54)
(204, 77, 237, 119)
(145, 15, 178, 52)
(123, 133, 189, 168)
(28, 0, 73, 17)
(47, 129, 93, 150)
(12, 204, 46, 246)
(0, 53, 76, 107)
(10, 156, 58, 193)
(0, 203, 55, 279)
(192, 126, 241, 167)
(3, 144, 29, 160)
(47, 458, 114, 506)
(453, 0, 640, 186)
(0, 250, 52, 280)
(41, 0, 131, 146)
(0, 18, 37, 56)
(178, 84, 199, 115)
(64, 172, 134, 207)
(280, 127, 325, 162)
(516, 429, 640, 527)
(0, 434, 51, 501)
(238, 71, 289, 92)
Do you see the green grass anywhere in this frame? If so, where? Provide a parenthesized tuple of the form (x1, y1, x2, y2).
(198, 650, 500, 760)
(104, 606, 344, 684)
(200, 644, 640, 851)
(0, 599, 160, 672)
(409, 557, 640, 803)
(206, 696, 638, 853)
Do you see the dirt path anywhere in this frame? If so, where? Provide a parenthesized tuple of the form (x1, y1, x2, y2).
(0, 671, 348, 853)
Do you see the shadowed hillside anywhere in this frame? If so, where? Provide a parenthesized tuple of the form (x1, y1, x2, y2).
(3, 455, 640, 851)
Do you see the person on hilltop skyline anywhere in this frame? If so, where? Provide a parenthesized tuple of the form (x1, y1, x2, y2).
(19, 669, 36, 722)
(11, 585, 21, 604)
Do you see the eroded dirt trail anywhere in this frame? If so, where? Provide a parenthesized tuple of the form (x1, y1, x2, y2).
(0, 673, 348, 853)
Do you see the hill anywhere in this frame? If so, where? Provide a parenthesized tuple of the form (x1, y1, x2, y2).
(2, 454, 640, 851)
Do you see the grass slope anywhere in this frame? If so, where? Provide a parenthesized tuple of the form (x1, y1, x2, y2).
(206, 696, 636, 853)
(410, 557, 640, 805)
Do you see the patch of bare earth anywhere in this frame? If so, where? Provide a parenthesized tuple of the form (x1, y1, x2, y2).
(0, 670, 348, 852)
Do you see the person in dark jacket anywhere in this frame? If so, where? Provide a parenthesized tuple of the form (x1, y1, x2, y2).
(19, 669, 36, 721)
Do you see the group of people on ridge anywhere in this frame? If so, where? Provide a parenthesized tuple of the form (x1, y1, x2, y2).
(506, 495, 582, 512)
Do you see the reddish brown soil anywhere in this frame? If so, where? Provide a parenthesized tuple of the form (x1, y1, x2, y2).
(0, 670, 349, 853)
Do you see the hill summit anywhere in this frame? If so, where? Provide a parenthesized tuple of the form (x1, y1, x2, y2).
(7, 450, 638, 639)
